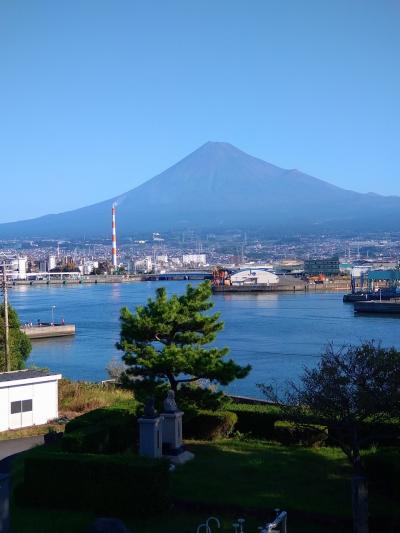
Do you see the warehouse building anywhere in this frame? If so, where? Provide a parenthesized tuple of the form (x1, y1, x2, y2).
(0, 369, 61, 431)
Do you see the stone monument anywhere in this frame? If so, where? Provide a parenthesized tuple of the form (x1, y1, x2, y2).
(161, 390, 194, 465)
(138, 398, 163, 459)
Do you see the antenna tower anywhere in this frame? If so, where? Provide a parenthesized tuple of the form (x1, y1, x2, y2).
(112, 203, 117, 271)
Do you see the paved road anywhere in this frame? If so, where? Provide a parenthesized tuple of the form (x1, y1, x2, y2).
(0, 436, 44, 471)
(0, 436, 44, 533)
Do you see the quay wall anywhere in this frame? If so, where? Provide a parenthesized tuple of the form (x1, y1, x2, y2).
(21, 324, 76, 339)
(354, 301, 400, 314)
(13, 275, 141, 286)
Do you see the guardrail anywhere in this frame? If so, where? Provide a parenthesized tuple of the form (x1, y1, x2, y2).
(196, 510, 287, 532)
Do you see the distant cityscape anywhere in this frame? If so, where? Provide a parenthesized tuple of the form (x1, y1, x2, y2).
(1, 231, 400, 281)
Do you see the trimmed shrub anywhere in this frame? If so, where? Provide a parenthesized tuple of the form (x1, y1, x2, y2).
(327, 420, 400, 448)
(22, 451, 171, 516)
(62, 408, 138, 453)
(184, 410, 238, 440)
(364, 448, 400, 498)
(227, 404, 281, 439)
(274, 421, 328, 447)
(177, 384, 230, 411)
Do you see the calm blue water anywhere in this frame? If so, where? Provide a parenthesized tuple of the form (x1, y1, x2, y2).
(9, 282, 400, 397)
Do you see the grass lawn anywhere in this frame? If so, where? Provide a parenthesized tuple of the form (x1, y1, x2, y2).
(174, 440, 352, 519)
(11, 439, 356, 532)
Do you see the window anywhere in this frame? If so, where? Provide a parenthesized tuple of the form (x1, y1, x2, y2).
(11, 401, 21, 414)
(22, 399, 33, 412)
(10, 400, 33, 414)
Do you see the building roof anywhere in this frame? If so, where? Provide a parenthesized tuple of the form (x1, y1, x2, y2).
(0, 369, 60, 383)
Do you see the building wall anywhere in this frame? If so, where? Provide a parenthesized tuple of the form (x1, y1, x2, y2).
(0, 388, 8, 432)
(182, 254, 207, 266)
(304, 258, 340, 276)
(0, 379, 59, 432)
(231, 269, 279, 285)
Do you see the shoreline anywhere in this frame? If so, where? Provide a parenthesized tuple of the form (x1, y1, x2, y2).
(10, 275, 351, 293)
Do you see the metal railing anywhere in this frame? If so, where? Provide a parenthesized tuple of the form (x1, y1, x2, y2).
(196, 510, 287, 532)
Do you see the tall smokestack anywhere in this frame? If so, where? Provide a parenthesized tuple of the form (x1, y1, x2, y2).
(112, 203, 117, 270)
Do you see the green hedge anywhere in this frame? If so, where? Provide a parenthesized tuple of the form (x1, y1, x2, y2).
(274, 421, 328, 447)
(62, 408, 138, 453)
(227, 403, 281, 439)
(21, 451, 171, 516)
(364, 448, 400, 498)
(329, 420, 400, 448)
(184, 410, 238, 440)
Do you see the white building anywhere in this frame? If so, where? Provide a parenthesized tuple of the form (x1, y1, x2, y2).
(134, 257, 153, 273)
(156, 255, 168, 265)
(230, 269, 279, 286)
(0, 369, 61, 431)
(79, 260, 99, 275)
(10, 257, 28, 280)
(48, 255, 57, 271)
(182, 254, 207, 267)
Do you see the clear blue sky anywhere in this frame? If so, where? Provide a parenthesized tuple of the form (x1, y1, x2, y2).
(1, 0, 399, 223)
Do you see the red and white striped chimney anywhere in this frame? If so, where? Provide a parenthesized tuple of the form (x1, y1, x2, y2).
(112, 203, 117, 270)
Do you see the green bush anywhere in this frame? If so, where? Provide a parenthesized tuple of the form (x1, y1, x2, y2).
(62, 408, 138, 453)
(21, 451, 171, 516)
(327, 419, 400, 448)
(274, 421, 328, 447)
(184, 410, 238, 440)
(227, 403, 281, 439)
(177, 384, 230, 411)
(364, 448, 400, 498)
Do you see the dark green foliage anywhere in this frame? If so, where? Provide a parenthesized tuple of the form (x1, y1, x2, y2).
(184, 410, 237, 440)
(177, 384, 230, 411)
(22, 451, 171, 515)
(0, 303, 32, 370)
(260, 341, 400, 473)
(62, 408, 138, 453)
(364, 448, 400, 499)
(117, 281, 250, 393)
(328, 419, 400, 448)
(274, 421, 328, 447)
(227, 403, 281, 439)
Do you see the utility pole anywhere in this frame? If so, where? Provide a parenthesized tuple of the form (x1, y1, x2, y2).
(1, 262, 10, 372)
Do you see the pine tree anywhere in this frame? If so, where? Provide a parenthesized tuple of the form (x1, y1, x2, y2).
(117, 281, 250, 393)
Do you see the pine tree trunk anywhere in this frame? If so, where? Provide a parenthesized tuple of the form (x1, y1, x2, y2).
(352, 475, 368, 533)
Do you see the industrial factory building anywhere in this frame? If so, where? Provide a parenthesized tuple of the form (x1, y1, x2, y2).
(304, 257, 340, 276)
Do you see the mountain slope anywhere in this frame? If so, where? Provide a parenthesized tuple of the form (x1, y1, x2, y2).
(1, 142, 399, 238)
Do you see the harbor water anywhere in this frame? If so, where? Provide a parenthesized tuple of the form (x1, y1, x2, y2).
(9, 281, 400, 397)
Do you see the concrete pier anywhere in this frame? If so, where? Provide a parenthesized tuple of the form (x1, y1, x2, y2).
(354, 300, 400, 314)
(21, 324, 76, 339)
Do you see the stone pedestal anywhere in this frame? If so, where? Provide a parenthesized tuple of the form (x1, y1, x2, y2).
(162, 411, 183, 452)
(138, 416, 163, 459)
(161, 410, 194, 465)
